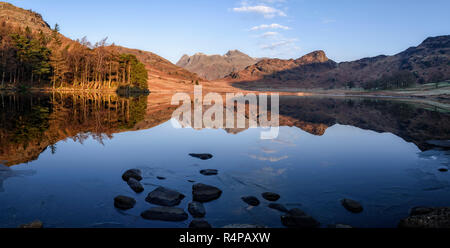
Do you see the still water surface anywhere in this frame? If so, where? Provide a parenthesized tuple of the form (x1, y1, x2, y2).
(0, 93, 449, 228)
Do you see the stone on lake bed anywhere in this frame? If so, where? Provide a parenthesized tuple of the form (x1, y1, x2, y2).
(281, 208, 320, 228)
(19, 220, 43, 228)
(127, 178, 144, 193)
(145, 186, 185, 206)
(141, 207, 188, 222)
(242, 196, 260, 206)
(410, 206, 434, 216)
(189, 153, 213, 160)
(192, 183, 222, 202)
(268, 203, 289, 213)
(328, 224, 353, 228)
(188, 202, 206, 218)
(189, 219, 212, 229)
(341, 198, 363, 213)
(114, 195, 136, 210)
(157, 176, 166, 180)
(122, 169, 142, 181)
(438, 167, 448, 172)
(399, 207, 450, 228)
(262, 192, 280, 202)
(200, 169, 218, 176)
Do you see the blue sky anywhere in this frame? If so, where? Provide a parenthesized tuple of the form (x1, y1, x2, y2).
(6, 0, 450, 63)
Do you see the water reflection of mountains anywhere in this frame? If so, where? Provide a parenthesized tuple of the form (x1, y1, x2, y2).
(0, 93, 448, 166)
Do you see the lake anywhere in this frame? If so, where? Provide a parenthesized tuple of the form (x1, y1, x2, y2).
(0, 92, 449, 228)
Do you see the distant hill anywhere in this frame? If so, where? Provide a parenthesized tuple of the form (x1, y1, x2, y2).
(0, 1, 202, 87)
(176, 50, 259, 80)
(229, 36, 450, 90)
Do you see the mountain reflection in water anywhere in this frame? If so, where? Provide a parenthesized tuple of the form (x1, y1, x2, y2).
(0, 93, 448, 167)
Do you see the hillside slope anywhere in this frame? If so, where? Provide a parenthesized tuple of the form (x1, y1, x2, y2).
(230, 36, 450, 90)
(0, 1, 202, 90)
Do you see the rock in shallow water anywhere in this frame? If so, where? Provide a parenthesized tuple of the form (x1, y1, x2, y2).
(145, 187, 185, 206)
(268, 203, 289, 213)
(328, 224, 353, 228)
(262, 192, 280, 202)
(438, 167, 448, 172)
(19, 220, 43, 228)
(241, 196, 260, 206)
(200, 169, 218, 176)
(141, 207, 188, 221)
(114, 195, 136, 210)
(281, 208, 320, 228)
(127, 178, 144, 193)
(188, 202, 206, 218)
(189, 219, 212, 229)
(189, 153, 213, 160)
(341, 198, 363, 213)
(192, 183, 222, 202)
(399, 207, 450, 228)
(122, 169, 142, 182)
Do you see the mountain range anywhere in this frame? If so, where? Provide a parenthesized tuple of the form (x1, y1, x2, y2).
(227, 36, 450, 90)
(176, 50, 260, 80)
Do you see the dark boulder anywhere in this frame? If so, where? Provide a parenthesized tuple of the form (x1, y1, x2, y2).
(192, 183, 222, 202)
(200, 169, 218, 176)
(114, 195, 136, 210)
(145, 187, 185, 206)
(262, 192, 280, 202)
(341, 198, 363, 213)
(141, 207, 188, 222)
(189, 153, 213, 160)
(122, 169, 142, 181)
(241, 196, 260, 206)
(127, 178, 144, 193)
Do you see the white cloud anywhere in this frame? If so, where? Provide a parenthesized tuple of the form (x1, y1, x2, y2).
(250, 23, 290, 31)
(233, 5, 286, 18)
(261, 31, 279, 38)
(261, 38, 298, 50)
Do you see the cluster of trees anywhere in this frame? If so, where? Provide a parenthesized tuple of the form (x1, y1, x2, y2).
(0, 22, 148, 91)
(363, 71, 417, 90)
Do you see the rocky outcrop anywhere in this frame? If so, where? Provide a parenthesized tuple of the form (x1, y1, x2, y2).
(399, 207, 450, 228)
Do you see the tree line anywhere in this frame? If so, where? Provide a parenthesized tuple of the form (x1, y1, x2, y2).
(0, 22, 148, 92)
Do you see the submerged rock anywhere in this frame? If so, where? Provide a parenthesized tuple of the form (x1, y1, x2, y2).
(438, 167, 448, 172)
(122, 169, 142, 182)
(192, 183, 222, 202)
(114, 195, 136, 210)
(242, 196, 260, 206)
(341, 198, 363, 213)
(127, 178, 144, 193)
(189, 153, 213, 160)
(268, 203, 289, 213)
(156, 176, 166, 180)
(262, 192, 280, 202)
(19, 220, 43, 228)
(399, 207, 450, 228)
(281, 208, 320, 228)
(426, 140, 450, 149)
(200, 169, 218, 176)
(141, 207, 188, 221)
(189, 219, 212, 229)
(188, 202, 206, 218)
(145, 187, 185, 206)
